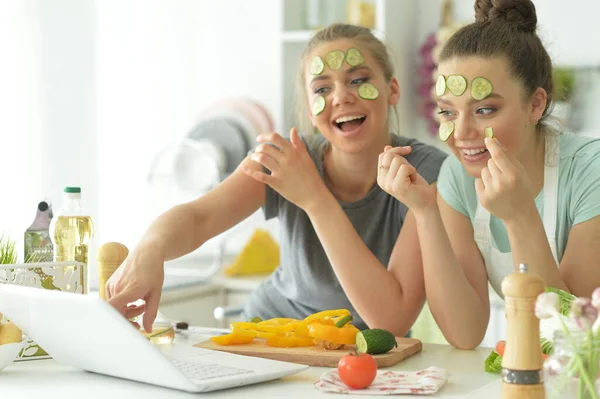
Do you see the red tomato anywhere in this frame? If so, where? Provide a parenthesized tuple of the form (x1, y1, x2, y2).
(337, 352, 377, 389)
(495, 340, 506, 356)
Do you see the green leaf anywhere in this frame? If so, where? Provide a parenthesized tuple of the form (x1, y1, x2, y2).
(545, 286, 576, 316)
(484, 350, 503, 373)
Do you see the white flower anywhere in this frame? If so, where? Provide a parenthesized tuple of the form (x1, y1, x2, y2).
(570, 297, 598, 330)
(591, 287, 600, 309)
(535, 292, 561, 319)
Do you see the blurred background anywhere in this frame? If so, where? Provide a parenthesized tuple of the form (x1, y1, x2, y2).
(1, 0, 599, 345)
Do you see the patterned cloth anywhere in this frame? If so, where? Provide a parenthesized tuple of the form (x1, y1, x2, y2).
(314, 366, 449, 395)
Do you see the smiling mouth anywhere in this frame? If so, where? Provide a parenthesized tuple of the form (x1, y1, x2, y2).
(334, 116, 367, 132)
(461, 148, 488, 156)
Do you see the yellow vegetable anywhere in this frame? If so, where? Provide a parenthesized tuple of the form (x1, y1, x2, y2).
(224, 229, 280, 276)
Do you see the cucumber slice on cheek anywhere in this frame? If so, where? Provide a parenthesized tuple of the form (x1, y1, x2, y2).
(309, 55, 325, 76)
(358, 83, 379, 100)
(438, 120, 455, 142)
(312, 95, 326, 116)
(446, 75, 467, 96)
(471, 77, 493, 100)
(325, 50, 345, 70)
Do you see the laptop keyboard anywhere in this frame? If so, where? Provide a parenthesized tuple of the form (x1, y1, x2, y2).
(171, 358, 253, 381)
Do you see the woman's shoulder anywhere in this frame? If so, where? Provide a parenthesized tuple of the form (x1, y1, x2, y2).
(558, 133, 600, 161)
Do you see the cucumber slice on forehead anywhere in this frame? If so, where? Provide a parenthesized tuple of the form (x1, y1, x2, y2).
(438, 120, 455, 142)
(325, 50, 345, 70)
(345, 48, 365, 66)
(436, 75, 446, 96)
(357, 82, 379, 100)
(309, 55, 325, 75)
(484, 126, 494, 138)
(312, 95, 326, 116)
(447, 75, 467, 96)
(471, 77, 493, 100)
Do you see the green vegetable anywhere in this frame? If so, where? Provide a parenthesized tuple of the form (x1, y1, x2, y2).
(358, 83, 379, 100)
(484, 350, 503, 373)
(438, 120, 455, 142)
(446, 75, 467, 96)
(356, 329, 398, 355)
(309, 55, 324, 75)
(325, 50, 345, 70)
(470, 77, 493, 100)
(435, 75, 446, 96)
(546, 286, 576, 316)
(345, 48, 364, 66)
(248, 316, 262, 323)
(484, 126, 494, 139)
(312, 95, 326, 115)
(335, 315, 353, 328)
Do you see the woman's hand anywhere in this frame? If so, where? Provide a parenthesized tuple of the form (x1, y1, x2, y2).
(243, 128, 329, 212)
(475, 137, 537, 223)
(106, 242, 166, 333)
(377, 146, 436, 211)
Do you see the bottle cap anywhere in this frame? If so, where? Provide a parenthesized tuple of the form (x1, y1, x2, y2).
(64, 187, 81, 193)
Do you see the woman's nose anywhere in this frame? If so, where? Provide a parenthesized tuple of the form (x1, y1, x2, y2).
(331, 85, 355, 108)
(452, 116, 479, 141)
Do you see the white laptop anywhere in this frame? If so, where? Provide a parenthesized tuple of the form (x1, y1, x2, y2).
(0, 284, 308, 393)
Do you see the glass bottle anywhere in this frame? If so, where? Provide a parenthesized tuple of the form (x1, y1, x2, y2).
(24, 200, 54, 262)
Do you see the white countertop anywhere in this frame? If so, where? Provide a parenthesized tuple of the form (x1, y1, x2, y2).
(2, 333, 501, 399)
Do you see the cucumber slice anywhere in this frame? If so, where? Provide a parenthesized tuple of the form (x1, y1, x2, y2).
(309, 55, 324, 76)
(484, 126, 494, 139)
(358, 82, 379, 100)
(334, 315, 353, 328)
(345, 48, 364, 66)
(435, 75, 446, 96)
(355, 329, 398, 355)
(438, 120, 455, 142)
(471, 77, 493, 100)
(446, 75, 467, 96)
(247, 316, 262, 323)
(325, 50, 345, 70)
(312, 95, 326, 115)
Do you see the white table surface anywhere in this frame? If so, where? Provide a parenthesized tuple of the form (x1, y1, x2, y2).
(1, 333, 501, 399)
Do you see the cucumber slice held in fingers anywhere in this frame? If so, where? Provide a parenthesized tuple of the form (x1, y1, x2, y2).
(312, 95, 326, 116)
(471, 77, 493, 100)
(345, 48, 365, 66)
(484, 126, 494, 139)
(435, 75, 447, 96)
(446, 74, 467, 96)
(438, 120, 455, 142)
(325, 50, 345, 70)
(358, 83, 379, 100)
(309, 55, 325, 75)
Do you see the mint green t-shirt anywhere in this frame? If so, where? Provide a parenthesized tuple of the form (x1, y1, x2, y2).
(437, 133, 600, 261)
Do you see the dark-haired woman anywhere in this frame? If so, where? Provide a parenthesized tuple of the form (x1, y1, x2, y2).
(377, 0, 600, 349)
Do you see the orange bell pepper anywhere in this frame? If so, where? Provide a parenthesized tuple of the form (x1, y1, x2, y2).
(210, 329, 257, 345)
(307, 322, 359, 345)
(266, 335, 315, 348)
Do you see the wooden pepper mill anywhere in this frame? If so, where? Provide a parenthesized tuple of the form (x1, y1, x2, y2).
(501, 263, 546, 399)
(97, 242, 129, 300)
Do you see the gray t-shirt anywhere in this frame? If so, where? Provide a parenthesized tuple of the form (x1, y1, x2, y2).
(242, 134, 448, 330)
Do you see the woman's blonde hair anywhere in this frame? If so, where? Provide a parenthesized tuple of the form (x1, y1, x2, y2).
(294, 23, 399, 135)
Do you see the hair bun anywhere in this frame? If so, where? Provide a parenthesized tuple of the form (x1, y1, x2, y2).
(474, 0, 537, 33)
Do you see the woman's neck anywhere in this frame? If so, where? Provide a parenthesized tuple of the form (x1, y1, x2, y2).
(323, 134, 391, 202)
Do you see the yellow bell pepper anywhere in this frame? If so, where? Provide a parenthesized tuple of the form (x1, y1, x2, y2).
(307, 322, 359, 345)
(210, 329, 257, 345)
(230, 322, 258, 331)
(266, 335, 315, 348)
(256, 318, 299, 333)
(295, 309, 349, 336)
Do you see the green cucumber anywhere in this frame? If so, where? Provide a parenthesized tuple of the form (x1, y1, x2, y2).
(345, 48, 365, 66)
(438, 120, 455, 142)
(435, 75, 446, 96)
(247, 316, 262, 323)
(447, 74, 467, 96)
(335, 315, 353, 328)
(312, 95, 326, 115)
(358, 82, 379, 100)
(471, 77, 493, 100)
(355, 329, 398, 355)
(309, 55, 325, 76)
(325, 50, 345, 70)
(484, 126, 494, 139)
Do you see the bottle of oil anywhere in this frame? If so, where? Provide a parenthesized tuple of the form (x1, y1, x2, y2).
(49, 186, 94, 272)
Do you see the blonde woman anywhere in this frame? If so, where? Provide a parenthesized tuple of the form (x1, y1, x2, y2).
(107, 24, 447, 336)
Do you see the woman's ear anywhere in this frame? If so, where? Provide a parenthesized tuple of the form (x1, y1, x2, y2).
(388, 77, 400, 106)
(530, 87, 548, 122)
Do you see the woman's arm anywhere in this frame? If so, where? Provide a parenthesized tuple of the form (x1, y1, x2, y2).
(411, 194, 490, 349)
(306, 194, 426, 338)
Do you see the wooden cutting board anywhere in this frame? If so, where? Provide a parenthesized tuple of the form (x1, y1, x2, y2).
(195, 337, 422, 368)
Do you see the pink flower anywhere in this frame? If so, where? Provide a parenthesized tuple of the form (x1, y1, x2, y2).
(592, 288, 600, 309)
(535, 292, 560, 319)
(570, 297, 598, 330)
